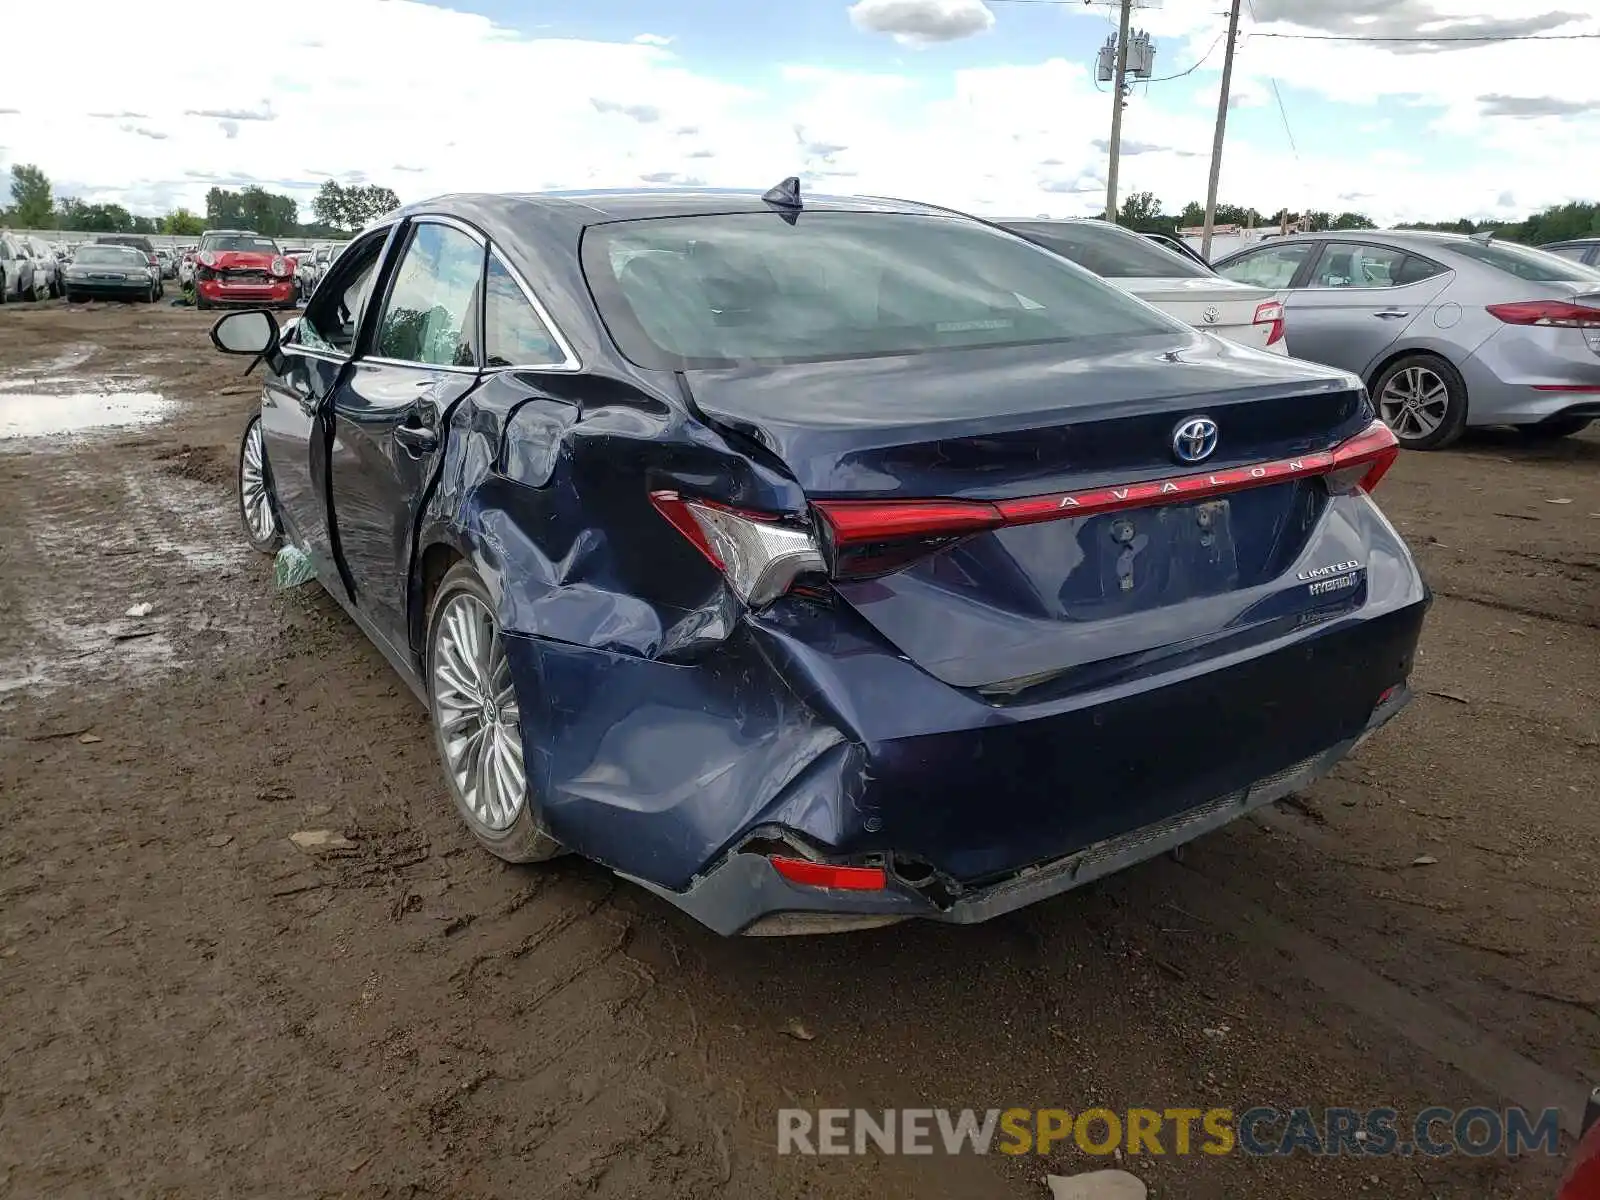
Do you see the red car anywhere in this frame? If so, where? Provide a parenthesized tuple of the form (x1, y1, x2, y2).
(194, 229, 297, 310)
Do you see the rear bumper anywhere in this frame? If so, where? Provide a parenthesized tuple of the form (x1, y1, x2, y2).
(1461, 324, 1600, 424)
(628, 685, 1412, 936)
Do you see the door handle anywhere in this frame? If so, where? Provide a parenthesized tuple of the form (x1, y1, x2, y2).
(1374, 310, 1410, 319)
(394, 423, 439, 454)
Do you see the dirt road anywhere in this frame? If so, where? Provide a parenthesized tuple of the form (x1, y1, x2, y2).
(2, 301, 1596, 1199)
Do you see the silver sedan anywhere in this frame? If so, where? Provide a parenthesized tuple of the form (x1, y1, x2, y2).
(1215, 230, 1600, 448)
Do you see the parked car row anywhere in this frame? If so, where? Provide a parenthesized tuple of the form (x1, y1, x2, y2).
(0, 232, 63, 301)
(992, 217, 1600, 450)
(1211, 231, 1600, 447)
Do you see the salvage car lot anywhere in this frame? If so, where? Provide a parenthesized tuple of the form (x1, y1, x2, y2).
(1, 301, 1596, 1197)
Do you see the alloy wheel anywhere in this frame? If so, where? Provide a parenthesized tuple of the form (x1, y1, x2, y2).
(431, 593, 527, 833)
(1378, 366, 1449, 441)
(239, 419, 277, 543)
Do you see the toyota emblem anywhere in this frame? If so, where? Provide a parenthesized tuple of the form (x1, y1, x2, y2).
(1202, 305, 1221, 325)
(1172, 416, 1219, 464)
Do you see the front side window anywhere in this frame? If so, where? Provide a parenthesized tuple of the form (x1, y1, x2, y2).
(583, 211, 1180, 369)
(373, 222, 484, 368)
(484, 255, 564, 366)
(1217, 243, 1315, 289)
(1307, 242, 1437, 289)
(297, 232, 389, 355)
(1002, 220, 1211, 280)
(1446, 239, 1600, 282)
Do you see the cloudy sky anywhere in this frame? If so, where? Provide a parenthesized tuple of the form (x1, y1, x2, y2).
(2, 0, 1599, 225)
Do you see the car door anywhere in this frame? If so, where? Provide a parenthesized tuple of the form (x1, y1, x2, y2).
(327, 216, 487, 656)
(1277, 241, 1452, 376)
(261, 225, 398, 588)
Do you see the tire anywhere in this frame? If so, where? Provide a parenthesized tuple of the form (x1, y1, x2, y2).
(1515, 415, 1592, 439)
(1371, 353, 1469, 450)
(426, 563, 561, 864)
(196, 296, 212, 311)
(65, 291, 81, 304)
(237, 414, 282, 555)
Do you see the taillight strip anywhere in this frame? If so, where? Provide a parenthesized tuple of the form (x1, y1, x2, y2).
(815, 419, 1398, 537)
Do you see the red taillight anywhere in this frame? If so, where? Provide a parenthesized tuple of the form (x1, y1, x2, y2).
(648, 491, 825, 608)
(1253, 300, 1286, 346)
(812, 498, 1003, 580)
(769, 856, 887, 891)
(1324, 419, 1400, 494)
(1486, 300, 1600, 328)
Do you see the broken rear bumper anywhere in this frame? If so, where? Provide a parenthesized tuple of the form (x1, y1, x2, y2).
(625, 686, 1412, 936)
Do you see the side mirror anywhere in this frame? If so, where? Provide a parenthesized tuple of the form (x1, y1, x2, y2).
(210, 309, 280, 357)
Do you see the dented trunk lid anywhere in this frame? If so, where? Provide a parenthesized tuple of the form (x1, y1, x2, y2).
(687, 334, 1375, 692)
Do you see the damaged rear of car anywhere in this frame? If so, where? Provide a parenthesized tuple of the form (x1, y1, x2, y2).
(214, 186, 1429, 937)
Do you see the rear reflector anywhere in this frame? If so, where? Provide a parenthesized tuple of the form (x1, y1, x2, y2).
(1486, 300, 1600, 328)
(1253, 300, 1286, 346)
(769, 856, 888, 891)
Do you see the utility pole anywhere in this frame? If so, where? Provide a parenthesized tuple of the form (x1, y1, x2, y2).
(1103, 0, 1134, 225)
(1201, 0, 1243, 260)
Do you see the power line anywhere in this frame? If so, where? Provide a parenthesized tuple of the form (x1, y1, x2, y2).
(1250, 30, 1600, 42)
(1144, 28, 1227, 81)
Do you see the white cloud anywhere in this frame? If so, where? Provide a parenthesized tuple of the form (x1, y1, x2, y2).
(848, 0, 995, 45)
(1, 0, 1598, 227)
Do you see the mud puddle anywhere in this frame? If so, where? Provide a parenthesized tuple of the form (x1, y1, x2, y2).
(0, 389, 174, 441)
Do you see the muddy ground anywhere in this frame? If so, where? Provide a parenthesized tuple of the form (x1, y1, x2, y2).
(1, 301, 1596, 1200)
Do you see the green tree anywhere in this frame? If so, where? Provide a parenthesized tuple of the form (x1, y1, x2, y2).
(9, 164, 54, 228)
(1331, 211, 1377, 230)
(311, 180, 401, 233)
(1116, 190, 1166, 233)
(162, 208, 206, 236)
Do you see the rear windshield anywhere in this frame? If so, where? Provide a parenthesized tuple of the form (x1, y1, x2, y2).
(76, 246, 146, 266)
(1002, 220, 1211, 280)
(202, 234, 279, 253)
(582, 212, 1181, 368)
(1445, 240, 1600, 282)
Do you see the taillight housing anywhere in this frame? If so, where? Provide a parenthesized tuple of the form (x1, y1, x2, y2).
(1486, 300, 1600, 327)
(1324, 418, 1400, 494)
(812, 499, 1003, 580)
(1253, 300, 1286, 346)
(648, 491, 825, 608)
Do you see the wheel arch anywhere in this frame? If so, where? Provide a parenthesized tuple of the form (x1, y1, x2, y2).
(1364, 342, 1469, 410)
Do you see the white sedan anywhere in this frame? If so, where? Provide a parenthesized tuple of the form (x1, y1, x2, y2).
(998, 217, 1289, 355)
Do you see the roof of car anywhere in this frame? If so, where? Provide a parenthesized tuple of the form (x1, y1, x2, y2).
(397, 187, 962, 229)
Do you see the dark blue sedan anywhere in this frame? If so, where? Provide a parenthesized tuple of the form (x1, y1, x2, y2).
(210, 182, 1429, 936)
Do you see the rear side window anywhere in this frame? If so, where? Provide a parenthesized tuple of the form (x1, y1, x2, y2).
(483, 256, 564, 367)
(1307, 243, 1443, 288)
(1447, 240, 1600, 282)
(1003, 220, 1211, 280)
(373, 221, 484, 368)
(582, 211, 1179, 369)
(1217, 243, 1315, 288)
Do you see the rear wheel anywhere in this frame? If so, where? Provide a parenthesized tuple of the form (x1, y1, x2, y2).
(1515, 415, 1592, 439)
(1373, 354, 1468, 450)
(237, 414, 281, 554)
(426, 564, 562, 864)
